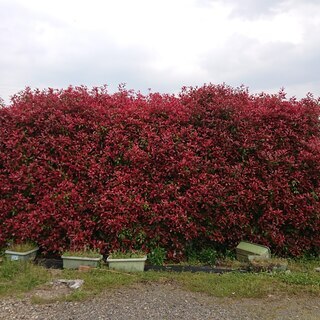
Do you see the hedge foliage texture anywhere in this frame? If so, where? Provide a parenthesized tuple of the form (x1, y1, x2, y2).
(0, 84, 319, 259)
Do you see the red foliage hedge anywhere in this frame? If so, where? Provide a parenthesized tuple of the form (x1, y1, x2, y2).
(0, 84, 319, 258)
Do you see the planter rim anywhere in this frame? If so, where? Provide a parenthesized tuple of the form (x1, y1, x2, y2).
(107, 256, 147, 262)
(61, 255, 103, 261)
(5, 247, 39, 256)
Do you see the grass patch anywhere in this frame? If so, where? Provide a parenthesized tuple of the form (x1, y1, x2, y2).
(176, 272, 277, 298)
(177, 269, 320, 298)
(0, 256, 319, 302)
(0, 259, 50, 297)
(60, 268, 140, 300)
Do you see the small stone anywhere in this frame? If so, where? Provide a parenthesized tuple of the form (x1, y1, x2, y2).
(315, 267, 320, 272)
(69, 280, 84, 289)
(54, 279, 84, 289)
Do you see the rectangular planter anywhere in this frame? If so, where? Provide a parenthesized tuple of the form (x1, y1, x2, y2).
(61, 255, 103, 269)
(5, 247, 39, 261)
(107, 256, 147, 272)
(236, 241, 271, 262)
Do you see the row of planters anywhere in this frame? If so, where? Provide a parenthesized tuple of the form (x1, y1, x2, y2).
(2, 241, 227, 272)
(2, 241, 292, 274)
(3, 242, 147, 272)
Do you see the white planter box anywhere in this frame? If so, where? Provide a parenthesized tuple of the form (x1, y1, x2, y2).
(236, 241, 271, 262)
(5, 247, 39, 261)
(107, 256, 147, 272)
(61, 255, 103, 269)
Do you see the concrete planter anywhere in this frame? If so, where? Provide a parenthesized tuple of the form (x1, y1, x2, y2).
(107, 256, 147, 272)
(61, 255, 103, 269)
(5, 247, 39, 261)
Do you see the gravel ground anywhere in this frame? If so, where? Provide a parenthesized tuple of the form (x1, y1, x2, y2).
(0, 282, 319, 320)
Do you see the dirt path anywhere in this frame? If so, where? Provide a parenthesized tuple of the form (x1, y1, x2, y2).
(0, 282, 319, 320)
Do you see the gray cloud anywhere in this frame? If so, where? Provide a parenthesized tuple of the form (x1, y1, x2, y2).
(0, 1, 68, 99)
(196, 0, 283, 18)
(200, 32, 320, 97)
(1, 0, 320, 103)
(198, 0, 320, 19)
(226, 0, 285, 19)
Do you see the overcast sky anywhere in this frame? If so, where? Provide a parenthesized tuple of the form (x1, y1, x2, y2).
(1, 0, 320, 104)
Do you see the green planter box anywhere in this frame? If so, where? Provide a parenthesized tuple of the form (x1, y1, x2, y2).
(5, 247, 39, 261)
(61, 255, 103, 269)
(107, 256, 147, 272)
(236, 241, 271, 262)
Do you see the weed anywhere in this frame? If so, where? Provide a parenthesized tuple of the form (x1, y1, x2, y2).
(62, 249, 102, 258)
(147, 247, 166, 266)
(6, 242, 37, 252)
(186, 247, 218, 266)
(108, 250, 146, 259)
(198, 248, 217, 266)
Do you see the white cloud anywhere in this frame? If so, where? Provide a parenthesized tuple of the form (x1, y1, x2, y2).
(0, 0, 320, 103)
